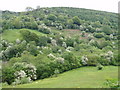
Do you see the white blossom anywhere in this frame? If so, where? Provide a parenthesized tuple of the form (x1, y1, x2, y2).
(13, 62, 37, 80)
(56, 57, 64, 64)
(37, 46, 40, 49)
(60, 37, 63, 40)
(16, 39, 21, 44)
(39, 51, 43, 54)
(58, 49, 62, 54)
(110, 34, 114, 39)
(112, 42, 115, 44)
(62, 42, 67, 48)
(66, 49, 71, 52)
(51, 39, 57, 46)
(14, 70, 27, 79)
(66, 46, 74, 51)
(104, 51, 114, 62)
(47, 53, 56, 59)
(81, 56, 88, 65)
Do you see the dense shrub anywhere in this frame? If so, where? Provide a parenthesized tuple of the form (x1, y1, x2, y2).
(51, 46, 60, 53)
(12, 77, 31, 85)
(1, 7, 118, 86)
(36, 64, 53, 79)
(96, 39, 108, 49)
(20, 30, 39, 43)
(97, 63, 103, 70)
(98, 58, 109, 65)
(72, 16, 81, 26)
(87, 55, 99, 66)
(81, 56, 88, 65)
(13, 62, 37, 80)
(93, 33, 104, 38)
(38, 24, 51, 34)
(2, 67, 15, 85)
(65, 38, 74, 47)
(104, 35, 111, 40)
(105, 78, 120, 88)
(101, 25, 113, 35)
(2, 61, 37, 85)
(38, 36, 49, 46)
(26, 41, 39, 56)
(47, 14, 57, 22)
(1, 43, 26, 61)
(53, 69, 60, 77)
(62, 52, 81, 69)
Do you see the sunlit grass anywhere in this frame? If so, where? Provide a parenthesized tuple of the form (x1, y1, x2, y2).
(3, 66, 118, 88)
(1, 29, 45, 42)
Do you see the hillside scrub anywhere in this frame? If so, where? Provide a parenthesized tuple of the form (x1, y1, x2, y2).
(1, 7, 118, 87)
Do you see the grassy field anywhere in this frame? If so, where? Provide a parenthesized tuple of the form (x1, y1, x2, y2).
(1, 29, 45, 42)
(3, 66, 118, 88)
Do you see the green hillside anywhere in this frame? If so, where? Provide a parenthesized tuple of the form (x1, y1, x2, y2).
(1, 7, 119, 88)
(3, 66, 118, 88)
(1, 29, 45, 42)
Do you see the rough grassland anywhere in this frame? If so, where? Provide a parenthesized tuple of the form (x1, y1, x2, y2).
(3, 66, 118, 88)
(1, 29, 45, 42)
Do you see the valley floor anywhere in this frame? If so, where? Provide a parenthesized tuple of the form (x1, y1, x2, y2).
(3, 66, 118, 88)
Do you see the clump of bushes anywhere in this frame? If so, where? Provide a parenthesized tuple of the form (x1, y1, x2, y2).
(104, 78, 120, 88)
(93, 33, 104, 38)
(53, 69, 60, 77)
(2, 62, 37, 85)
(97, 63, 103, 70)
(38, 24, 51, 34)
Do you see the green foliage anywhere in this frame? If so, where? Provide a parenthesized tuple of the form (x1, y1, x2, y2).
(101, 25, 113, 35)
(47, 14, 57, 22)
(36, 64, 53, 79)
(95, 39, 109, 49)
(98, 58, 109, 65)
(104, 78, 119, 88)
(1, 7, 118, 87)
(72, 16, 81, 26)
(38, 24, 51, 34)
(65, 38, 74, 47)
(2, 67, 15, 85)
(87, 54, 100, 66)
(3, 66, 118, 88)
(29, 19, 38, 29)
(93, 33, 104, 38)
(54, 69, 60, 77)
(26, 41, 39, 56)
(20, 30, 39, 43)
(62, 52, 81, 69)
(1, 42, 26, 61)
(12, 17, 23, 29)
(4, 62, 37, 85)
(51, 46, 60, 53)
(97, 63, 103, 70)
(38, 36, 48, 46)
(12, 77, 31, 85)
(2, 7, 117, 31)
